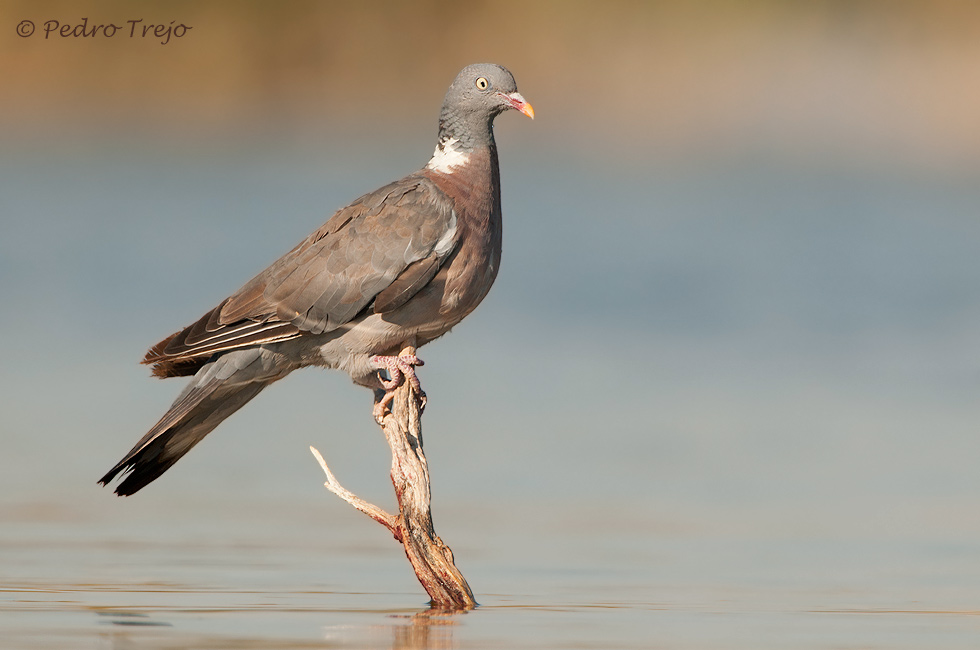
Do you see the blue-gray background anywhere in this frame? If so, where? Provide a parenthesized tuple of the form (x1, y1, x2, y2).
(3, 2, 980, 648)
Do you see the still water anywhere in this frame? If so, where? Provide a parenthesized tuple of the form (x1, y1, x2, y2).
(2, 137, 980, 647)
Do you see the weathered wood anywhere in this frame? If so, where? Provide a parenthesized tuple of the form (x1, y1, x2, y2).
(311, 345, 476, 609)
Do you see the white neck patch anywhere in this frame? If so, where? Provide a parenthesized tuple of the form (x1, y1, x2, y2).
(426, 137, 470, 174)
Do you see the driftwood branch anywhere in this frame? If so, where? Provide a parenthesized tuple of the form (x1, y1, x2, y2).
(311, 344, 476, 609)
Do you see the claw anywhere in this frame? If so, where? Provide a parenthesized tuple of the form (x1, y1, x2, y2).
(373, 390, 396, 424)
(370, 354, 426, 423)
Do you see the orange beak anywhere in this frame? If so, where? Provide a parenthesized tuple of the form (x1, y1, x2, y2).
(501, 92, 535, 119)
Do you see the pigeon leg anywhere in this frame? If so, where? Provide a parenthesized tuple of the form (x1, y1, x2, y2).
(371, 353, 424, 392)
(371, 354, 426, 422)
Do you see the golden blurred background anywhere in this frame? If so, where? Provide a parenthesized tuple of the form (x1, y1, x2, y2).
(4, 0, 980, 170)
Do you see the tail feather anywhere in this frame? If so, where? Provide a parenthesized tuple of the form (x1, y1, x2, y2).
(100, 361, 271, 496)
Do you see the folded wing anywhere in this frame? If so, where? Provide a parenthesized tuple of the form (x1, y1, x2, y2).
(145, 175, 458, 377)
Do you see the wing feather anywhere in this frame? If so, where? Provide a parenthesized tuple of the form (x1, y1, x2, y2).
(143, 173, 458, 375)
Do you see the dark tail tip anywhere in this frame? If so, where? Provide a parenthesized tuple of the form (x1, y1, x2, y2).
(98, 464, 136, 496)
(99, 448, 181, 497)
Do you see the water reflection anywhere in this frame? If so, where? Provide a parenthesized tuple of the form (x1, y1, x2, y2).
(387, 609, 466, 650)
(92, 604, 468, 650)
(98, 611, 172, 628)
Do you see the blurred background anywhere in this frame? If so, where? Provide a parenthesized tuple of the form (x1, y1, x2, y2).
(3, 1, 980, 647)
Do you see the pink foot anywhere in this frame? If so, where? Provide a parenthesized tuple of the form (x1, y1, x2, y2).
(370, 354, 424, 392)
(370, 354, 426, 422)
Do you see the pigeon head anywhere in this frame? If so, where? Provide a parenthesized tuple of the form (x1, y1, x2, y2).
(435, 64, 533, 153)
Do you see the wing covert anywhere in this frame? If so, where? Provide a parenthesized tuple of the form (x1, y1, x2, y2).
(223, 174, 458, 333)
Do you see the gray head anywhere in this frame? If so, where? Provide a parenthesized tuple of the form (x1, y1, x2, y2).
(436, 63, 533, 150)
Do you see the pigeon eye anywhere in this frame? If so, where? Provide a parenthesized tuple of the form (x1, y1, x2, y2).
(475, 77, 490, 91)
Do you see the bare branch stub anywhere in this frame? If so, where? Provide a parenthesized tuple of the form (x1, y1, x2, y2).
(310, 446, 399, 536)
(312, 344, 475, 609)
